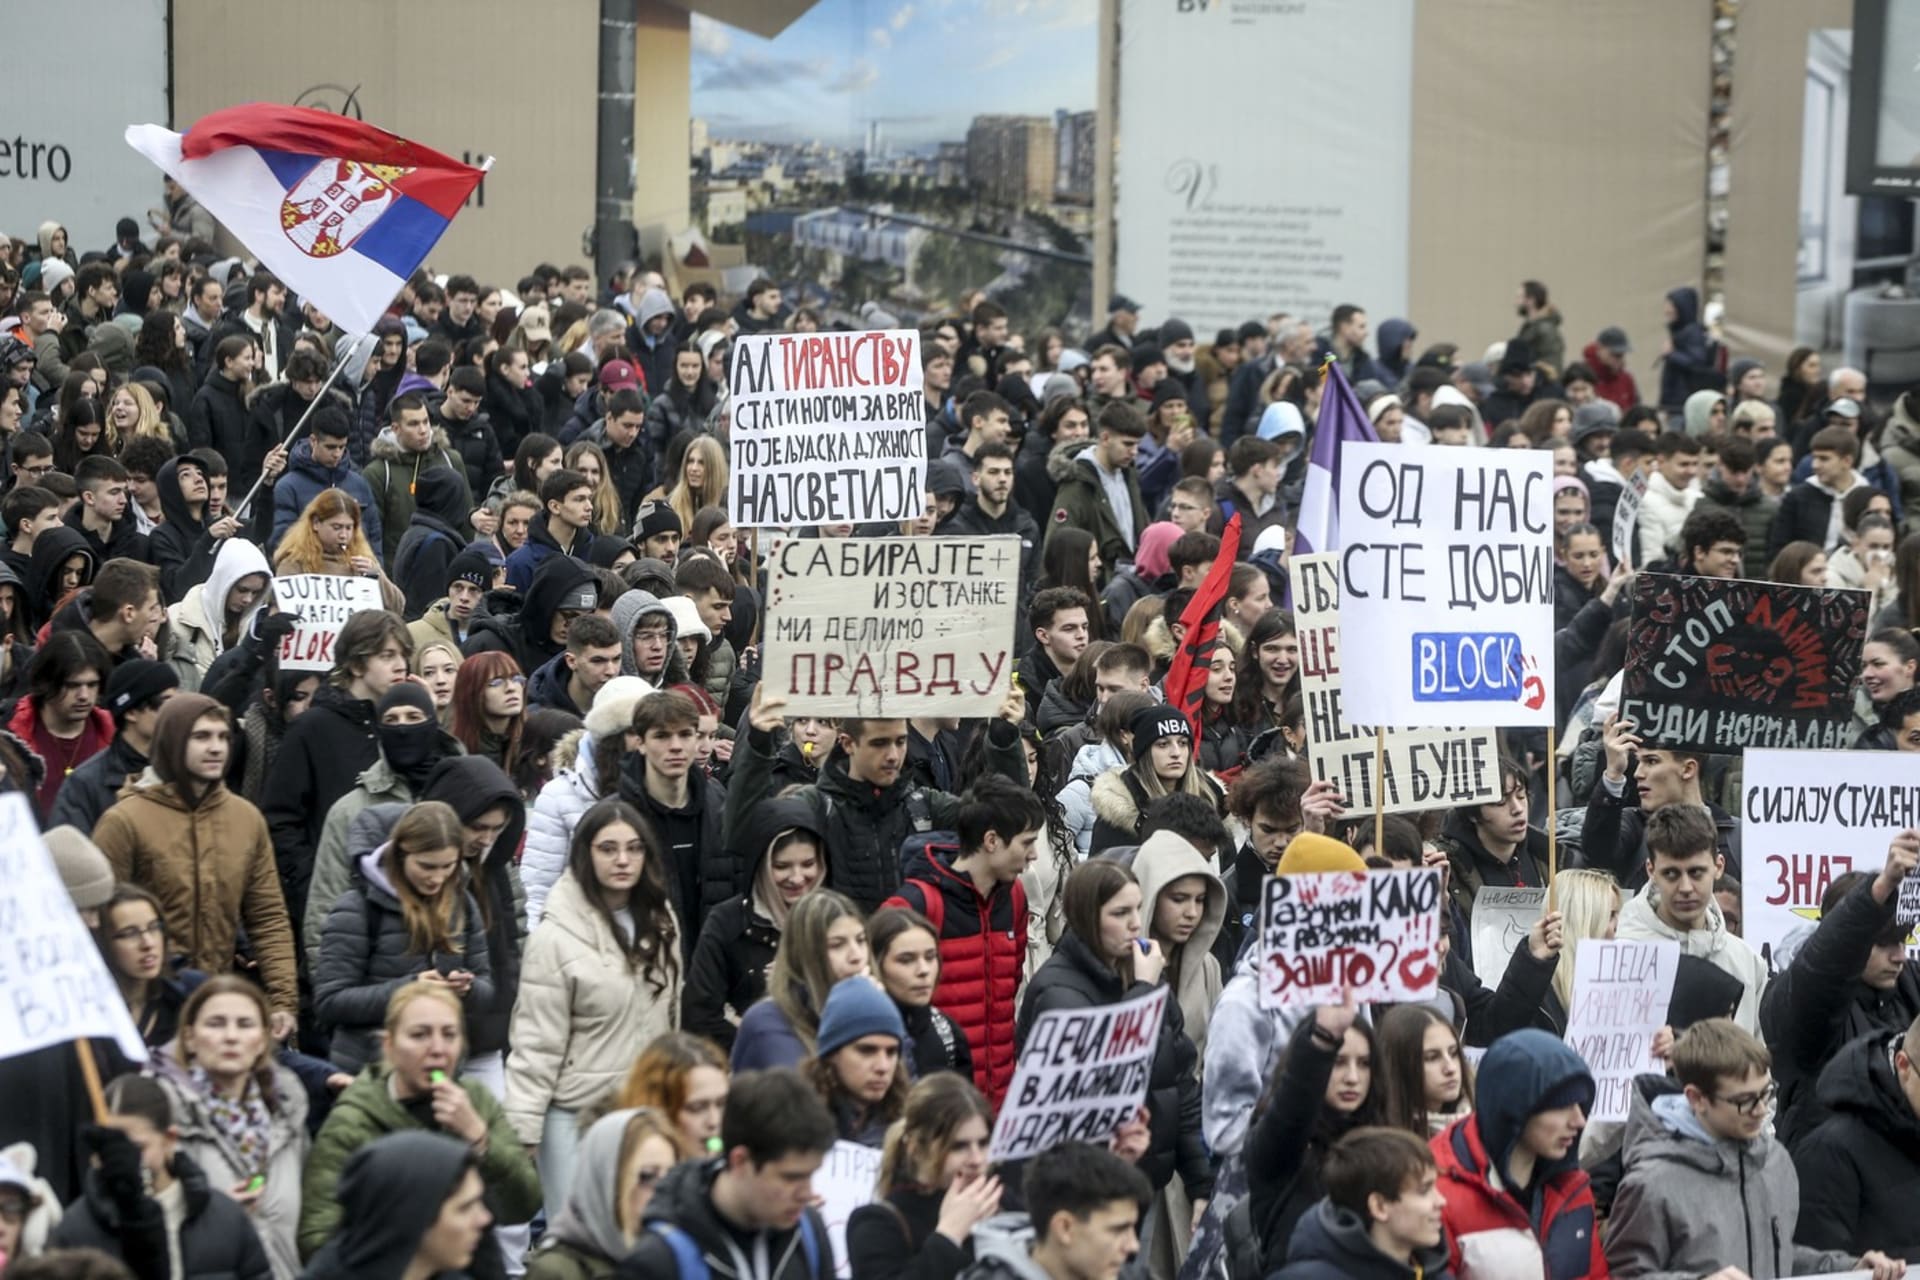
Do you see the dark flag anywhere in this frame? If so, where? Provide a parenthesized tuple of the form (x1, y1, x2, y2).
(1163, 512, 1243, 740)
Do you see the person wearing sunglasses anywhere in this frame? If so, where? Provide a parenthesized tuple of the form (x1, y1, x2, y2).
(1606, 1017, 1906, 1280)
(527, 1108, 688, 1280)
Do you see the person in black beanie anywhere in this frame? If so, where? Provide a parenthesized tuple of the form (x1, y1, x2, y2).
(48, 657, 179, 831)
(410, 546, 496, 658)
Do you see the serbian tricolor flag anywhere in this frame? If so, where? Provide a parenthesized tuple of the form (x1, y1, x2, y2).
(1163, 512, 1243, 742)
(126, 105, 488, 335)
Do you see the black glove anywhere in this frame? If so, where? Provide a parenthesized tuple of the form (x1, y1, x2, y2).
(83, 1124, 147, 1210)
(252, 609, 299, 647)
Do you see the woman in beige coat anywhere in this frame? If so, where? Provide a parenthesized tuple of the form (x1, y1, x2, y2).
(506, 797, 681, 1219)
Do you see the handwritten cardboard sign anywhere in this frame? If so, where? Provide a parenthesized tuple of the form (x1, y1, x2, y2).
(1612, 467, 1649, 568)
(761, 535, 1019, 716)
(1337, 445, 1555, 728)
(1621, 573, 1869, 752)
(0, 794, 147, 1064)
(1470, 886, 1547, 988)
(1256, 869, 1443, 1011)
(728, 329, 926, 527)
(814, 1140, 881, 1278)
(1293, 552, 1502, 814)
(273, 573, 384, 672)
(1564, 939, 1678, 1122)
(992, 985, 1167, 1163)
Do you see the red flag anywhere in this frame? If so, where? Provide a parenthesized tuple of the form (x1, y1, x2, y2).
(1163, 513, 1243, 740)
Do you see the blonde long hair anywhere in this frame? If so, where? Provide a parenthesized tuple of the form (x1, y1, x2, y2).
(1552, 868, 1623, 1012)
(666, 435, 728, 533)
(112, 383, 170, 444)
(566, 439, 623, 534)
(274, 487, 377, 574)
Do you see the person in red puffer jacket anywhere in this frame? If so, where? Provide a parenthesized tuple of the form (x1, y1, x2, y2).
(1431, 1028, 1607, 1280)
(884, 774, 1041, 1106)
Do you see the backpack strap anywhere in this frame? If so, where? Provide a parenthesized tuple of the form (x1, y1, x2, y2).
(899, 879, 944, 936)
(797, 1213, 822, 1278)
(651, 1224, 708, 1280)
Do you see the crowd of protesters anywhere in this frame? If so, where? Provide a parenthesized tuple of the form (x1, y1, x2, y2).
(0, 200, 1918, 1280)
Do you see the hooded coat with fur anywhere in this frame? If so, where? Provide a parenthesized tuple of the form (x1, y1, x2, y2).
(362, 423, 473, 564)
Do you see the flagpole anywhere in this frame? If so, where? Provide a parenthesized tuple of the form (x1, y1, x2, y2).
(1373, 729, 1385, 856)
(229, 333, 371, 525)
(1546, 726, 1558, 888)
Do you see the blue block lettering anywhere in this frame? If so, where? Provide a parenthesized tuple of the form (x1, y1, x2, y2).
(1412, 632, 1524, 702)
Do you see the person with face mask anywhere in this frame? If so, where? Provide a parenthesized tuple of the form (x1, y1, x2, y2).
(302, 682, 465, 968)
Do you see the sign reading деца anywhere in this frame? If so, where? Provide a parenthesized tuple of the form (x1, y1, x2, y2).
(1620, 573, 1869, 752)
(1293, 552, 1502, 814)
(1257, 869, 1443, 1011)
(727, 329, 926, 528)
(273, 574, 385, 672)
(991, 985, 1167, 1163)
(1336, 444, 1555, 728)
(761, 535, 1018, 717)
(1740, 748, 1920, 970)
(1564, 939, 1678, 1123)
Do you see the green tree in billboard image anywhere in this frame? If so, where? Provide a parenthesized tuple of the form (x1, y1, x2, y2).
(688, 0, 1095, 336)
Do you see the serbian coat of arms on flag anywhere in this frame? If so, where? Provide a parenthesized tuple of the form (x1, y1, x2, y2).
(126, 104, 487, 335)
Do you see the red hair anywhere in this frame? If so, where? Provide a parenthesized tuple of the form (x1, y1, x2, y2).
(451, 651, 524, 775)
(668, 682, 720, 718)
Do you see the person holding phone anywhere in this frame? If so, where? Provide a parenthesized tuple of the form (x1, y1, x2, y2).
(313, 800, 495, 1073)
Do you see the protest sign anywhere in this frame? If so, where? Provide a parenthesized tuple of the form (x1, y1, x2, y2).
(1337, 444, 1555, 728)
(1293, 553, 1502, 814)
(1470, 886, 1547, 988)
(1611, 467, 1649, 568)
(761, 536, 1019, 716)
(814, 1140, 881, 1279)
(1741, 748, 1920, 969)
(991, 985, 1167, 1163)
(273, 574, 384, 673)
(1564, 939, 1678, 1122)
(0, 793, 147, 1064)
(1257, 869, 1443, 1011)
(727, 329, 926, 528)
(1621, 574, 1869, 752)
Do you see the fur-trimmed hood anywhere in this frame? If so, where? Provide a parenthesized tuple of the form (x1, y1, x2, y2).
(367, 422, 457, 463)
(1046, 436, 1090, 483)
(1090, 766, 1144, 832)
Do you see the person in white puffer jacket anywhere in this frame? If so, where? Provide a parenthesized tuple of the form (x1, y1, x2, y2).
(520, 675, 651, 927)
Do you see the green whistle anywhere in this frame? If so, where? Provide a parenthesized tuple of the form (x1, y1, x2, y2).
(430, 1070, 448, 1085)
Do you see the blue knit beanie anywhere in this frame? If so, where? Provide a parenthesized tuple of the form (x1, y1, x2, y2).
(814, 976, 906, 1058)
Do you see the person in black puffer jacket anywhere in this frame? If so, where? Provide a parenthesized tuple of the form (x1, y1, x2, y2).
(439, 367, 504, 501)
(1015, 860, 1212, 1203)
(1245, 999, 1380, 1275)
(684, 794, 828, 1051)
(313, 800, 495, 1072)
(262, 610, 409, 928)
(1791, 1022, 1920, 1261)
(51, 1080, 273, 1280)
(724, 683, 1031, 914)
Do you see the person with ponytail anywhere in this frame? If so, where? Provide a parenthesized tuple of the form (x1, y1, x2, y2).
(313, 800, 495, 1073)
(846, 1073, 1001, 1280)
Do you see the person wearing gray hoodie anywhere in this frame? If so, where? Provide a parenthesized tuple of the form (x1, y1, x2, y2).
(1604, 1018, 1896, 1280)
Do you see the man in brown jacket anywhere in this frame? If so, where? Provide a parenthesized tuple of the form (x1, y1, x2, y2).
(92, 691, 298, 1035)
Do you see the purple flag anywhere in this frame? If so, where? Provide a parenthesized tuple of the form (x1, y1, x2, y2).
(1292, 358, 1380, 555)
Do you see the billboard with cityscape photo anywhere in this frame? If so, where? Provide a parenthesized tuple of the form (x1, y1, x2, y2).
(687, 0, 1097, 338)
